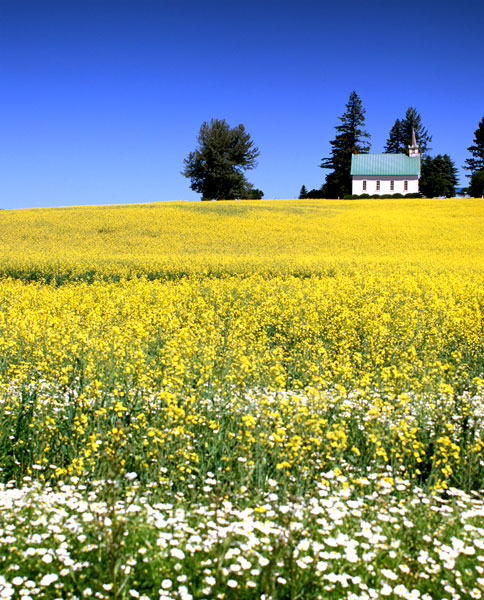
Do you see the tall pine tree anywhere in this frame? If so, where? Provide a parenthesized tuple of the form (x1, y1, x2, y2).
(298, 185, 308, 199)
(384, 107, 432, 156)
(320, 91, 371, 198)
(464, 115, 484, 174)
(469, 170, 484, 198)
(384, 119, 406, 154)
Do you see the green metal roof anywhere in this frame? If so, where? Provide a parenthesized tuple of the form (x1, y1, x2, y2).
(351, 153, 420, 176)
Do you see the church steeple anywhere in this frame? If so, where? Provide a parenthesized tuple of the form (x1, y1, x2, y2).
(408, 128, 419, 157)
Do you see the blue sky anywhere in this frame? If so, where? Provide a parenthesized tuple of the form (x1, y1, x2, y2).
(1, 0, 483, 208)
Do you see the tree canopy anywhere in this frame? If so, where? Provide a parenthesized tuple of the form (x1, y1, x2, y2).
(384, 119, 406, 154)
(298, 185, 308, 199)
(320, 91, 371, 198)
(384, 107, 432, 156)
(420, 155, 458, 198)
(182, 118, 261, 200)
(464, 116, 484, 175)
(469, 170, 484, 198)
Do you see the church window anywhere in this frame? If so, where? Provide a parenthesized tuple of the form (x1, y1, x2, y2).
(376, 181, 380, 191)
(362, 180, 367, 191)
(390, 180, 394, 191)
(404, 180, 408, 191)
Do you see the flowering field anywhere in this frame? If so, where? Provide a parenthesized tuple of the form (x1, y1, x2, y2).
(1, 198, 484, 600)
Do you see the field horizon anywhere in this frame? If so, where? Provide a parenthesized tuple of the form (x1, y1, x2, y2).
(1, 197, 484, 283)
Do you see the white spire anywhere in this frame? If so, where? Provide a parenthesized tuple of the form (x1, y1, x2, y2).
(409, 128, 419, 157)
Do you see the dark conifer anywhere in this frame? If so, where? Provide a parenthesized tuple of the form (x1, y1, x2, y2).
(384, 108, 432, 156)
(384, 119, 406, 154)
(420, 154, 458, 197)
(469, 170, 484, 198)
(298, 185, 308, 199)
(320, 91, 371, 198)
(464, 116, 484, 174)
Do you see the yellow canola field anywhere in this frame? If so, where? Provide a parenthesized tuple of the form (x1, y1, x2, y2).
(1, 199, 484, 600)
(0, 273, 483, 492)
(1, 273, 483, 396)
(1, 197, 484, 281)
(0, 198, 484, 493)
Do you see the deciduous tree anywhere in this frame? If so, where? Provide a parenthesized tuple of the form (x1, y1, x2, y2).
(182, 118, 261, 200)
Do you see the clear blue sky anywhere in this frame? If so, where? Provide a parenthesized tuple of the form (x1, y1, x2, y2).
(1, 0, 483, 208)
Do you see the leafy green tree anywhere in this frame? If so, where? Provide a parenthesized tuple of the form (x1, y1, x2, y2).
(464, 116, 484, 175)
(182, 118, 261, 200)
(469, 170, 484, 198)
(320, 91, 371, 198)
(298, 185, 308, 199)
(384, 107, 432, 156)
(420, 154, 458, 198)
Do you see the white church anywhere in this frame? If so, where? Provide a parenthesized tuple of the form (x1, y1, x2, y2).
(350, 131, 421, 196)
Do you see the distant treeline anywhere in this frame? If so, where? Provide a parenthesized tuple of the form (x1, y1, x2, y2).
(182, 95, 484, 200)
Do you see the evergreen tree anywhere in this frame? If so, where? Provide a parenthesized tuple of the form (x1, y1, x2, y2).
(320, 91, 371, 198)
(243, 185, 264, 199)
(469, 170, 484, 198)
(420, 154, 458, 198)
(384, 107, 432, 156)
(384, 119, 406, 154)
(182, 118, 261, 200)
(306, 188, 324, 199)
(464, 116, 484, 174)
(298, 185, 308, 199)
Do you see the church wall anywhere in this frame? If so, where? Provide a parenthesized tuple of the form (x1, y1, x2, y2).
(352, 176, 419, 196)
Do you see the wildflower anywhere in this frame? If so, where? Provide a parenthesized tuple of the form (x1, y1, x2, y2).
(39, 574, 58, 586)
(381, 569, 398, 581)
(170, 548, 185, 560)
(394, 584, 409, 597)
(177, 586, 192, 600)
